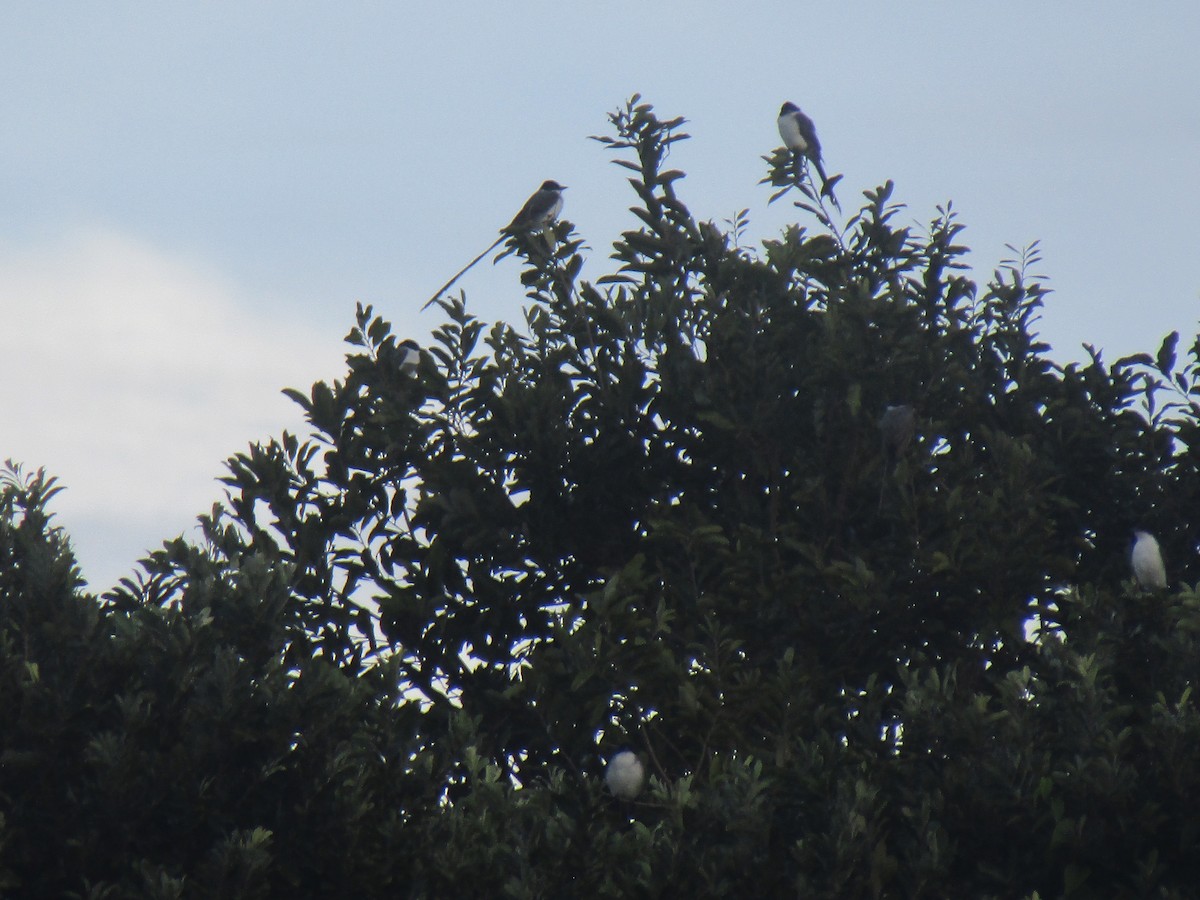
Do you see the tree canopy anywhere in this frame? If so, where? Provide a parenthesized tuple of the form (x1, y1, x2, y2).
(3, 96, 1200, 898)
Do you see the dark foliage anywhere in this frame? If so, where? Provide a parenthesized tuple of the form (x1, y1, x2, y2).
(2, 96, 1199, 898)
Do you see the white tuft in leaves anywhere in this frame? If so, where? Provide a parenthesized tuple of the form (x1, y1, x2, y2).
(605, 750, 646, 801)
(1131, 530, 1167, 590)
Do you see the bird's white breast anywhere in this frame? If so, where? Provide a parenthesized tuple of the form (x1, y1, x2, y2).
(541, 195, 563, 225)
(1132, 532, 1167, 588)
(605, 751, 645, 800)
(778, 114, 810, 152)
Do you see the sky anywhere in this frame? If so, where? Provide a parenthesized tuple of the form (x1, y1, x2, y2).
(1, 3, 1197, 592)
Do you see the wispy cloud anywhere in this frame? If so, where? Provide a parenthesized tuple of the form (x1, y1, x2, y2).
(0, 226, 345, 590)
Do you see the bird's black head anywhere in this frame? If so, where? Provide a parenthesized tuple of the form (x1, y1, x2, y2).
(780, 101, 799, 115)
(540, 180, 566, 191)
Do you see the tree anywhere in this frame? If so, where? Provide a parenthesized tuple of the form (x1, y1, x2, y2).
(3, 96, 1200, 897)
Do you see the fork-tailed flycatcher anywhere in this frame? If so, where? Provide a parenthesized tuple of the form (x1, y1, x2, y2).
(397, 338, 421, 371)
(605, 749, 646, 800)
(878, 402, 916, 509)
(423, 180, 567, 310)
(1131, 529, 1167, 590)
(880, 404, 916, 463)
(777, 102, 839, 210)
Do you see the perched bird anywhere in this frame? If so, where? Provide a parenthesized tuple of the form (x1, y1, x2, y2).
(777, 101, 839, 209)
(604, 750, 646, 801)
(879, 404, 916, 462)
(501, 179, 567, 233)
(397, 338, 421, 372)
(1131, 530, 1167, 590)
(423, 180, 567, 310)
(878, 403, 916, 511)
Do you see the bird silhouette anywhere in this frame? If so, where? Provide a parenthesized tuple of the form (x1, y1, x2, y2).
(423, 180, 566, 310)
(777, 101, 839, 210)
(604, 749, 646, 800)
(1130, 529, 1167, 590)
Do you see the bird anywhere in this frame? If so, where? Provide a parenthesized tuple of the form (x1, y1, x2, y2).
(879, 404, 916, 462)
(604, 750, 646, 801)
(1130, 530, 1167, 590)
(397, 338, 421, 371)
(423, 180, 567, 310)
(502, 179, 567, 233)
(777, 101, 839, 210)
(878, 403, 916, 511)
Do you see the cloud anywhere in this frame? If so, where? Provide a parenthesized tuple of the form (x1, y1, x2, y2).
(0, 226, 345, 590)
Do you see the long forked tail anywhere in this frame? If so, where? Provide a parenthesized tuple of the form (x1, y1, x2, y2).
(422, 234, 507, 311)
(811, 157, 841, 212)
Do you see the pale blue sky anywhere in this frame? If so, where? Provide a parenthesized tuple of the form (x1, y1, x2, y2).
(2, 3, 1197, 590)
